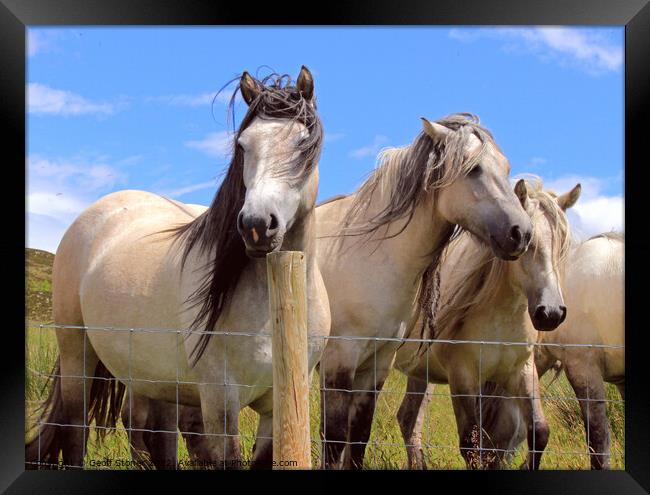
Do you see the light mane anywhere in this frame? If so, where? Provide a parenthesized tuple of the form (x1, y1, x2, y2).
(588, 231, 624, 242)
(341, 113, 500, 358)
(341, 113, 498, 239)
(433, 178, 572, 339)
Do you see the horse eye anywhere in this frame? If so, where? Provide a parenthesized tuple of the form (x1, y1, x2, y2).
(469, 164, 482, 177)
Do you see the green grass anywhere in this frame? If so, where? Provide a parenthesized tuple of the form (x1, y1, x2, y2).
(26, 323, 624, 470)
(25, 248, 624, 469)
(28, 279, 52, 293)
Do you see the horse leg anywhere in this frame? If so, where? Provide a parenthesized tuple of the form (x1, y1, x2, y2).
(319, 342, 357, 469)
(26, 329, 99, 469)
(121, 390, 153, 468)
(534, 345, 558, 380)
(250, 391, 274, 469)
(184, 335, 242, 469)
(396, 376, 432, 469)
(178, 405, 208, 465)
(564, 360, 610, 469)
(343, 359, 392, 470)
(616, 383, 625, 401)
(251, 413, 274, 469)
(142, 398, 179, 470)
(56, 328, 100, 469)
(518, 357, 550, 470)
(448, 374, 489, 470)
(320, 368, 355, 468)
(195, 384, 241, 469)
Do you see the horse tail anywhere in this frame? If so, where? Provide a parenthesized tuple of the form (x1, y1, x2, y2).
(25, 359, 66, 469)
(88, 361, 127, 443)
(25, 358, 126, 469)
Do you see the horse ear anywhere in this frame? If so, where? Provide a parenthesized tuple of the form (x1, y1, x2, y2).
(296, 65, 314, 101)
(514, 179, 529, 208)
(421, 117, 451, 143)
(240, 71, 260, 106)
(557, 183, 581, 211)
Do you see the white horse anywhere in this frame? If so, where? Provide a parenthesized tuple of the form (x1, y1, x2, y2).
(111, 114, 535, 470)
(25, 67, 331, 469)
(535, 232, 624, 469)
(394, 179, 580, 470)
(315, 114, 534, 469)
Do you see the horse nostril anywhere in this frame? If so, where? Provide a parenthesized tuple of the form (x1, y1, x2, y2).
(510, 225, 522, 244)
(237, 212, 245, 233)
(559, 305, 567, 324)
(268, 213, 279, 232)
(534, 306, 546, 321)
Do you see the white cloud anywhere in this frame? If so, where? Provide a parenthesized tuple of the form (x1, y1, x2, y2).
(28, 83, 120, 116)
(449, 27, 622, 75)
(27, 30, 63, 57)
(541, 174, 623, 239)
(147, 89, 240, 107)
(26, 212, 72, 255)
(185, 131, 233, 158)
(28, 191, 88, 219)
(161, 180, 216, 198)
(324, 132, 346, 143)
(527, 156, 547, 169)
(26, 154, 126, 253)
(27, 31, 44, 57)
(147, 92, 215, 107)
(349, 135, 390, 159)
(570, 196, 623, 239)
(28, 155, 122, 191)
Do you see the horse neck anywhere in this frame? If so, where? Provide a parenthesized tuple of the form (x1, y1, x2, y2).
(282, 208, 317, 262)
(441, 244, 529, 341)
(487, 261, 529, 335)
(353, 189, 454, 280)
(500, 263, 528, 311)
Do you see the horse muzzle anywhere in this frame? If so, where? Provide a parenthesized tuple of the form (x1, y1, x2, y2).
(530, 304, 567, 331)
(237, 211, 283, 258)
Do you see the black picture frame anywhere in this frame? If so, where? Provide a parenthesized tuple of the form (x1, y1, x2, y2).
(2, 0, 648, 492)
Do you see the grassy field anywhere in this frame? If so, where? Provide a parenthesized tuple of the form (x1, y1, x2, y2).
(25, 248, 624, 469)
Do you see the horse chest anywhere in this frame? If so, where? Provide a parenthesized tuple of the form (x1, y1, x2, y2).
(447, 307, 532, 382)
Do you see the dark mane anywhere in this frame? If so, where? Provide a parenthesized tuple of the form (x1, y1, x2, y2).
(172, 72, 323, 365)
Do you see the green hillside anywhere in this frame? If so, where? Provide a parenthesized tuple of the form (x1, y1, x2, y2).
(26, 248, 55, 322)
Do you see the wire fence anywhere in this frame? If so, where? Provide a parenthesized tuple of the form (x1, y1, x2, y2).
(25, 322, 625, 470)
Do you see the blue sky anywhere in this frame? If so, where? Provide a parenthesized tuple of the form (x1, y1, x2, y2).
(27, 27, 624, 253)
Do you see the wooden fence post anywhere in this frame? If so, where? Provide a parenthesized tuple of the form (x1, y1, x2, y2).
(266, 251, 311, 469)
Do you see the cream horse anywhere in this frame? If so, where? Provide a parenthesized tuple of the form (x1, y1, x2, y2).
(316, 114, 534, 469)
(535, 232, 624, 469)
(117, 114, 534, 470)
(394, 179, 580, 470)
(25, 67, 331, 469)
